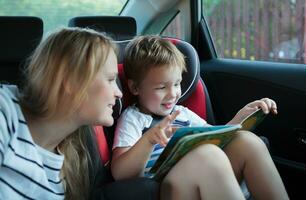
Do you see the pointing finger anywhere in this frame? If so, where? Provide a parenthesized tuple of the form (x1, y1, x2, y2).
(158, 110, 180, 129)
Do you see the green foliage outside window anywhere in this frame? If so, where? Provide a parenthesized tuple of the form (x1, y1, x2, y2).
(0, 0, 126, 33)
(202, 0, 306, 64)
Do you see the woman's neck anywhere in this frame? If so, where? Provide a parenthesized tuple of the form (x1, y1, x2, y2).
(25, 113, 79, 152)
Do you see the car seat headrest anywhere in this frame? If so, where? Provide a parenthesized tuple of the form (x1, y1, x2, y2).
(68, 16, 137, 40)
(0, 16, 43, 85)
(0, 16, 43, 63)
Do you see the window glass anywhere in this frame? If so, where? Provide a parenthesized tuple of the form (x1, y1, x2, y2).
(161, 12, 186, 40)
(202, 0, 306, 64)
(0, 0, 127, 33)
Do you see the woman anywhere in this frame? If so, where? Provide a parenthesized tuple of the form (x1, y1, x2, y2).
(0, 27, 158, 200)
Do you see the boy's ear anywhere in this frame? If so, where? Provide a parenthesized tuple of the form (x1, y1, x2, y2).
(127, 79, 139, 95)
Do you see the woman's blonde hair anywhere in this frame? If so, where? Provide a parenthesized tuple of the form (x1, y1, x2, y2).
(124, 35, 186, 86)
(20, 27, 115, 199)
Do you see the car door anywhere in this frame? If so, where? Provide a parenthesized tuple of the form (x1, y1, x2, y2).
(198, 0, 306, 199)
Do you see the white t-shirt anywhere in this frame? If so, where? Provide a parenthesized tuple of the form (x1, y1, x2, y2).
(0, 84, 65, 200)
(113, 104, 208, 174)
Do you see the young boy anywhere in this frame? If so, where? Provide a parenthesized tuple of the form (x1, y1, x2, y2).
(111, 35, 289, 200)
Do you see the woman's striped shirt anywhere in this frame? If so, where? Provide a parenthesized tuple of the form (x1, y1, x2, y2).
(0, 84, 65, 200)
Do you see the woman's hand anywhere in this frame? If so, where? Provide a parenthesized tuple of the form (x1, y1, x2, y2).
(228, 98, 277, 125)
(144, 110, 180, 147)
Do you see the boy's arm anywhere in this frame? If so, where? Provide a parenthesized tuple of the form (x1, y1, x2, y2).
(111, 111, 180, 180)
(227, 98, 277, 125)
(111, 135, 155, 180)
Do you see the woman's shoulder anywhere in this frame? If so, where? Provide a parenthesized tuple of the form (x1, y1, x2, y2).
(0, 84, 19, 100)
(0, 84, 22, 133)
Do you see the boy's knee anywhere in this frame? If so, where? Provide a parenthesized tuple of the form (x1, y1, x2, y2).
(189, 144, 231, 169)
(194, 144, 227, 159)
(236, 130, 268, 152)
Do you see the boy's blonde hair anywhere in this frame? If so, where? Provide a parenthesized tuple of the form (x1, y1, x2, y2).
(124, 35, 186, 86)
(20, 27, 115, 200)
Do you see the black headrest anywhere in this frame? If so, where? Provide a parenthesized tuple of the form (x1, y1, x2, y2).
(0, 16, 43, 85)
(68, 16, 137, 40)
(0, 16, 43, 62)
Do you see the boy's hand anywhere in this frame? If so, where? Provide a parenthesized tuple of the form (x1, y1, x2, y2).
(144, 110, 180, 147)
(229, 98, 277, 125)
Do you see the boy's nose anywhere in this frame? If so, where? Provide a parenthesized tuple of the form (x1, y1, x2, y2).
(168, 87, 178, 98)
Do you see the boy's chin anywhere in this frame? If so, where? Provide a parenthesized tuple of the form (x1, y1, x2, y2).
(157, 110, 172, 116)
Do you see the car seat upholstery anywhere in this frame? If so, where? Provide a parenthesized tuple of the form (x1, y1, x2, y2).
(0, 16, 43, 86)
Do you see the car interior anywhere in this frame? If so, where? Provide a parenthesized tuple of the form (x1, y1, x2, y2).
(0, 0, 305, 199)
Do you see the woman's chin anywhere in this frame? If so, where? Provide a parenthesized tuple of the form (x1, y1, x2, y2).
(99, 118, 114, 127)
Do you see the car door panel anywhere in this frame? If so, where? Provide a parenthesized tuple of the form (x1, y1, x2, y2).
(200, 58, 306, 199)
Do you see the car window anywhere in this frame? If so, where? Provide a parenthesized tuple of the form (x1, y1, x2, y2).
(0, 0, 127, 34)
(161, 12, 186, 40)
(202, 0, 306, 64)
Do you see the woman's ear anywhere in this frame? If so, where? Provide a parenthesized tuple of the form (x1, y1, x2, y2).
(63, 79, 73, 94)
(127, 79, 139, 95)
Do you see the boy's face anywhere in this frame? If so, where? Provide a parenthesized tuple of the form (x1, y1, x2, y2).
(132, 64, 182, 116)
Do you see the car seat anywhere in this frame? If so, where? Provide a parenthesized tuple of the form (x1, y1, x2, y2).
(0, 16, 43, 86)
(97, 37, 216, 165)
(70, 16, 257, 199)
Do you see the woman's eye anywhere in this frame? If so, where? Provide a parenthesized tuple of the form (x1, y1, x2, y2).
(156, 86, 165, 90)
(108, 77, 116, 82)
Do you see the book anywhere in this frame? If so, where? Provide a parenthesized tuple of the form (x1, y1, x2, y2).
(148, 108, 267, 181)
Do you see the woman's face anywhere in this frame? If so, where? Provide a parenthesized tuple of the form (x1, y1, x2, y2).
(77, 49, 122, 126)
